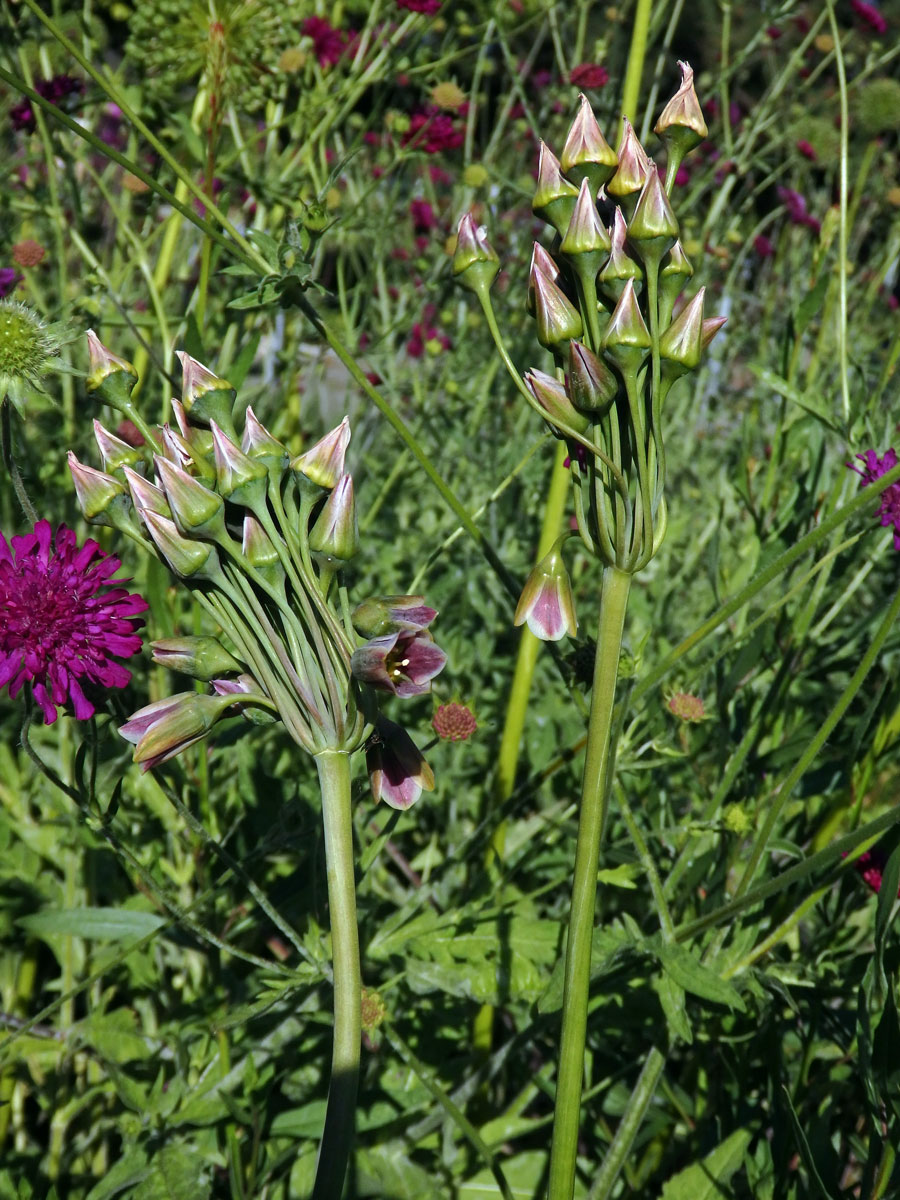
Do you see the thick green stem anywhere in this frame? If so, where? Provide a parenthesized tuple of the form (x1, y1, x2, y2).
(548, 565, 631, 1200)
(312, 750, 360, 1200)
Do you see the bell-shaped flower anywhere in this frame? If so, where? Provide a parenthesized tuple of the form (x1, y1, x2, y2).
(524, 368, 591, 436)
(532, 266, 583, 351)
(606, 118, 651, 199)
(291, 417, 351, 490)
(452, 213, 500, 296)
(532, 141, 580, 236)
(176, 351, 237, 437)
(514, 541, 577, 642)
(366, 716, 435, 810)
(560, 94, 618, 193)
(119, 691, 238, 770)
(308, 473, 359, 560)
(352, 595, 437, 637)
(351, 629, 447, 698)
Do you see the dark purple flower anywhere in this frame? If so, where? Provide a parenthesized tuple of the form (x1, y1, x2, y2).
(10, 75, 84, 134)
(796, 139, 816, 161)
(846, 846, 900, 896)
(302, 16, 352, 68)
(0, 268, 22, 298)
(851, 0, 888, 35)
(848, 448, 900, 549)
(410, 199, 437, 232)
(396, 0, 441, 10)
(777, 185, 821, 233)
(351, 630, 446, 698)
(0, 521, 147, 723)
(366, 716, 434, 809)
(403, 109, 464, 154)
(569, 64, 609, 89)
(753, 234, 775, 258)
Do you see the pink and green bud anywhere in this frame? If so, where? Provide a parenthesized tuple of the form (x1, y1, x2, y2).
(151, 636, 244, 680)
(211, 675, 277, 726)
(93, 419, 143, 473)
(659, 240, 694, 326)
(170, 398, 215, 459)
(159, 424, 217, 486)
(154, 455, 226, 539)
(140, 508, 222, 580)
(532, 266, 583, 351)
(560, 178, 612, 268)
(606, 119, 651, 200)
(514, 541, 577, 642)
(291, 416, 351, 491)
(352, 595, 437, 637)
(211, 420, 269, 508)
(568, 341, 618, 415)
(352, 630, 447, 698)
(701, 316, 727, 350)
(598, 207, 643, 304)
(241, 513, 283, 577)
(86, 330, 139, 413)
(308, 473, 359, 560)
(176, 351, 237, 438)
(560, 94, 618, 193)
(532, 141, 580, 236)
(123, 466, 171, 518)
(526, 242, 562, 316)
(366, 716, 435, 810)
(67, 452, 126, 522)
(659, 287, 705, 378)
(524, 368, 591, 436)
(602, 279, 651, 374)
(119, 691, 240, 770)
(654, 60, 708, 181)
(628, 167, 679, 260)
(452, 212, 500, 296)
(242, 406, 288, 475)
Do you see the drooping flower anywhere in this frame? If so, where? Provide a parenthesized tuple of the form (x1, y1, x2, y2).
(351, 630, 447, 697)
(119, 690, 244, 770)
(514, 542, 577, 642)
(0, 521, 147, 723)
(352, 595, 437, 637)
(365, 716, 435, 809)
(848, 448, 900, 549)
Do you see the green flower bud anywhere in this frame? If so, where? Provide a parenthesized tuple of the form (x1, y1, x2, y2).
(532, 141, 580, 237)
(151, 636, 244, 680)
(176, 351, 237, 439)
(123, 466, 170, 517)
(452, 212, 500, 296)
(524, 368, 591, 436)
(568, 341, 617, 415)
(211, 421, 269, 508)
(560, 178, 611, 273)
(598, 208, 643, 304)
(93, 419, 144, 473)
(242, 406, 289, 477)
(659, 287, 705, 379)
(291, 416, 350, 491)
(67, 451, 127, 523)
(602, 279, 651, 374)
(606, 118, 651, 200)
(627, 167, 679, 262)
(659, 240, 693, 327)
(242, 513, 285, 588)
(352, 595, 437, 637)
(139, 507, 222, 580)
(560, 93, 618, 193)
(86, 330, 139, 414)
(154, 455, 226, 539)
(701, 316, 727, 350)
(526, 242, 562, 317)
(309, 474, 359, 560)
(654, 60, 708, 183)
(531, 265, 583, 351)
(160, 424, 217, 485)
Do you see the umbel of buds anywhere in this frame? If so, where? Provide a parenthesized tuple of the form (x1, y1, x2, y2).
(75, 334, 446, 806)
(452, 62, 725, 633)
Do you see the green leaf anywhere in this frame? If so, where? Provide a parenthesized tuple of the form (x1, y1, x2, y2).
(461, 1152, 586, 1198)
(75, 1009, 153, 1064)
(17, 907, 166, 941)
(247, 228, 280, 267)
(85, 1150, 152, 1200)
(538, 927, 629, 1014)
(653, 972, 692, 1044)
(133, 1143, 212, 1200)
(660, 1128, 752, 1198)
(794, 270, 829, 333)
(354, 1141, 443, 1199)
(649, 938, 746, 1011)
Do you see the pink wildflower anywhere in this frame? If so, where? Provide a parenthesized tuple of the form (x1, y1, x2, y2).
(403, 108, 464, 153)
(850, 0, 888, 35)
(302, 16, 352, 68)
(848, 449, 900, 549)
(396, 0, 441, 10)
(569, 64, 609, 89)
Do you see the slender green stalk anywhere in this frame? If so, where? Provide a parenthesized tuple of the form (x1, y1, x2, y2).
(548, 565, 632, 1200)
(587, 1047, 667, 1200)
(312, 750, 360, 1200)
(825, 0, 851, 425)
(0, 398, 37, 524)
(620, 0, 654, 125)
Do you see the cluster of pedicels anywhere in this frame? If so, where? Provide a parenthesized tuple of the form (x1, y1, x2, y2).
(69, 335, 446, 808)
(452, 63, 725, 641)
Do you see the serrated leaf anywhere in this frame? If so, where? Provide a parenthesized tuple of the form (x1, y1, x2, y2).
(660, 1128, 752, 1198)
(17, 907, 166, 941)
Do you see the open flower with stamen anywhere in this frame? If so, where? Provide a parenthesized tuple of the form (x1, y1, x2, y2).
(366, 716, 435, 809)
(0, 520, 147, 723)
(351, 630, 447, 697)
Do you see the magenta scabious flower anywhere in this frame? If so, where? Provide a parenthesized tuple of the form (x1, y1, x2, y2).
(848, 448, 900, 549)
(302, 16, 353, 67)
(0, 521, 147, 723)
(569, 64, 609, 89)
(403, 108, 464, 153)
(851, 0, 888, 35)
